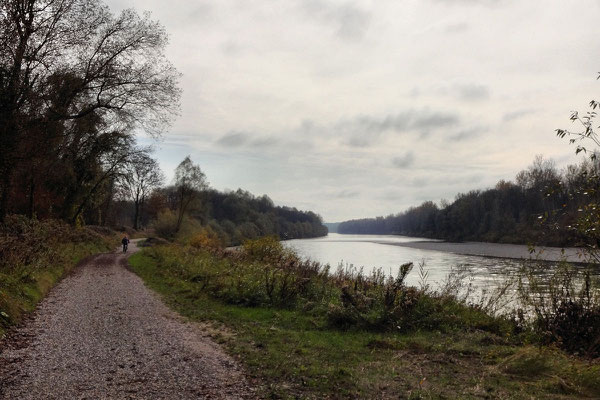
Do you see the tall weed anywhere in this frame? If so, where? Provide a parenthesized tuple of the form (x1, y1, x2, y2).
(517, 262, 600, 357)
(148, 237, 515, 337)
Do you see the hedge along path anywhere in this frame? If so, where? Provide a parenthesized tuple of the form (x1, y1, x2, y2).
(0, 239, 253, 399)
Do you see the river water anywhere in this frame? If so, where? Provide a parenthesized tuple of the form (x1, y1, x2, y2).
(285, 234, 514, 286)
(283, 233, 593, 302)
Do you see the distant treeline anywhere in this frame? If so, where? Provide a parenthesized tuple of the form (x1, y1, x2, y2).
(142, 187, 328, 245)
(338, 156, 598, 247)
(203, 190, 328, 242)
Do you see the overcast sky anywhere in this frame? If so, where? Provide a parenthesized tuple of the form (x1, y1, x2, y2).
(105, 0, 600, 222)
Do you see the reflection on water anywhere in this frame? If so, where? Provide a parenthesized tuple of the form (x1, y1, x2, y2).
(284, 234, 547, 295)
(285, 233, 600, 314)
(283, 233, 521, 285)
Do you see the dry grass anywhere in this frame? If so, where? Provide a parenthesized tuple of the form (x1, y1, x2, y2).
(0, 216, 117, 337)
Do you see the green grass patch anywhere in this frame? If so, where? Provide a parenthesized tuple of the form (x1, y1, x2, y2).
(129, 247, 600, 399)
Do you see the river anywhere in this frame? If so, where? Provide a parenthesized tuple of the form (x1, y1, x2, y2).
(283, 233, 594, 300)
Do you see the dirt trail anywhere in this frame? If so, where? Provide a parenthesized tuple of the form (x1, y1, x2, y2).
(0, 240, 253, 399)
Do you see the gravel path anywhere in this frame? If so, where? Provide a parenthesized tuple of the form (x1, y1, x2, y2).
(0, 240, 254, 399)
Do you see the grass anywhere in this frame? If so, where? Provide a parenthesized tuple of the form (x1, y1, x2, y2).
(129, 246, 600, 399)
(0, 218, 117, 338)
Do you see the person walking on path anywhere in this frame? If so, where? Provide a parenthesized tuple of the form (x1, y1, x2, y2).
(121, 235, 130, 253)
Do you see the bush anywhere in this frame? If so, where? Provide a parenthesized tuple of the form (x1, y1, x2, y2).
(518, 263, 600, 357)
(138, 237, 170, 247)
(152, 209, 179, 239)
(0, 215, 109, 269)
(188, 227, 223, 252)
(242, 236, 292, 262)
(326, 277, 510, 334)
(147, 239, 515, 337)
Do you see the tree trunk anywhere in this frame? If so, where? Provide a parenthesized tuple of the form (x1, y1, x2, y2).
(28, 176, 35, 218)
(101, 181, 114, 226)
(176, 207, 184, 232)
(133, 199, 140, 230)
(176, 187, 185, 232)
(0, 170, 11, 223)
(0, 9, 33, 223)
(0, 118, 18, 223)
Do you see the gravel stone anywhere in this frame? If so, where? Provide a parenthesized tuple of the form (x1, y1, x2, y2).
(0, 240, 254, 399)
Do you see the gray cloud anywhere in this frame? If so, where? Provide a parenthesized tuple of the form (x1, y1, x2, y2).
(432, 0, 505, 5)
(380, 191, 405, 201)
(502, 109, 535, 122)
(346, 135, 375, 147)
(215, 132, 248, 147)
(109, 0, 598, 222)
(250, 136, 281, 148)
(443, 22, 469, 33)
(414, 83, 490, 102)
(409, 177, 429, 187)
(413, 113, 460, 130)
(392, 152, 416, 168)
(338, 111, 460, 146)
(186, 4, 214, 24)
(342, 113, 411, 134)
(334, 4, 371, 40)
(221, 40, 244, 56)
(215, 131, 313, 153)
(301, 0, 371, 41)
(455, 84, 490, 101)
(298, 113, 458, 144)
(334, 189, 360, 198)
(447, 126, 489, 142)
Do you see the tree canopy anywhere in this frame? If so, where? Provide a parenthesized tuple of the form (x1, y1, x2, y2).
(0, 0, 180, 222)
(174, 156, 208, 232)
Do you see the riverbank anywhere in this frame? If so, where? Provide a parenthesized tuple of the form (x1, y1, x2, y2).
(380, 240, 587, 263)
(128, 239, 600, 398)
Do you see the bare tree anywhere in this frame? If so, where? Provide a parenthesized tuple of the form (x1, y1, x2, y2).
(0, 0, 180, 221)
(121, 151, 164, 230)
(67, 134, 140, 225)
(174, 156, 208, 232)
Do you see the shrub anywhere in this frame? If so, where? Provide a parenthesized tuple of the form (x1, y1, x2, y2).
(146, 238, 517, 338)
(501, 347, 555, 377)
(153, 209, 179, 239)
(242, 236, 291, 262)
(189, 227, 223, 252)
(518, 262, 600, 357)
(0, 215, 109, 269)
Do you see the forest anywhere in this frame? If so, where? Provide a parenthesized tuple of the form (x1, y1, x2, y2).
(111, 163, 329, 246)
(0, 0, 326, 244)
(338, 155, 600, 247)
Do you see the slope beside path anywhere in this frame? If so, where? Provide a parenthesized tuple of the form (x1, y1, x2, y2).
(0, 239, 253, 399)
